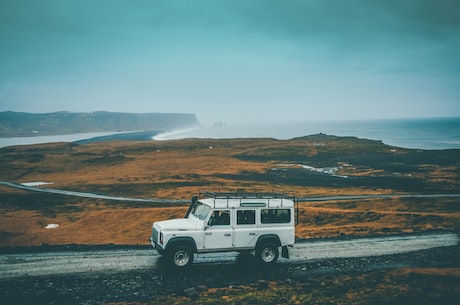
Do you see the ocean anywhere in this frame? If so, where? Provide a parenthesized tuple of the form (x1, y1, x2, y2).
(153, 117, 460, 150)
(0, 117, 459, 150)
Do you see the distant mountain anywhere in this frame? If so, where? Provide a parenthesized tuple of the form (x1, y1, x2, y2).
(0, 111, 200, 137)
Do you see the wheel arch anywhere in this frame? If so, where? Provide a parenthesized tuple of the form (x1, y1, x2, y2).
(256, 234, 281, 248)
(166, 237, 197, 253)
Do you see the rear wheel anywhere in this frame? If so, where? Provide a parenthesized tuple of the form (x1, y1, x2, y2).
(169, 245, 194, 268)
(256, 243, 279, 265)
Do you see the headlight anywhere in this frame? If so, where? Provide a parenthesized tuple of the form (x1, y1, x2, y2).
(160, 232, 164, 245)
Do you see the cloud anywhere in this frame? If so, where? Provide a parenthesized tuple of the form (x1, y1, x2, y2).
(0, 0, 459, 123)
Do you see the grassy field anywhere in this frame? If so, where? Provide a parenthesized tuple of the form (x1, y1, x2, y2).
(0, 134, 459, 247)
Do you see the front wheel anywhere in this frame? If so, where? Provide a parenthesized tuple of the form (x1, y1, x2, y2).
(169, 245, 194, 268)
(256, 243, 279, 265)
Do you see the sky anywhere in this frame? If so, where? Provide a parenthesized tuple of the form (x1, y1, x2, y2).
(1, 0, 459, 125)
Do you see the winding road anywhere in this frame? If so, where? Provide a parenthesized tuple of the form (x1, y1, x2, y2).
(0, 182, 186, 203)
(2, 181, 460, 203)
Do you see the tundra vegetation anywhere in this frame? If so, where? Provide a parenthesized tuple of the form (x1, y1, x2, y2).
(0, 134, 459, 304)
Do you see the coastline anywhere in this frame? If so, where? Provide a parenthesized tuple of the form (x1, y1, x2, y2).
(154, 117, 460, 150)
(0, 117, 459, 150)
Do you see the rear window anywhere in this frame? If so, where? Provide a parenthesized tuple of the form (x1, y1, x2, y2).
(261, 209, 291, 224)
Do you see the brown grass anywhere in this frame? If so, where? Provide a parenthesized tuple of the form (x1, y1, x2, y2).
(0, 136, 459, 247)
(0, 205, 187, 246)
(1, 195, 458, 246)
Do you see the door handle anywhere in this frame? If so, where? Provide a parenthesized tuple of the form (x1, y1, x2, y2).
(224, 233, 231, 237)
(249, 232, 256, 236)
(205, 232, 212, 236)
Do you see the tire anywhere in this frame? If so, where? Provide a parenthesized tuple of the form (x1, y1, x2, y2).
(169, 245, 194, 268)
(256, 243, 279, 265)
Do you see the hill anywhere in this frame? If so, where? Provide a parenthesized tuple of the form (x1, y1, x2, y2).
(0, 111, 199, 137)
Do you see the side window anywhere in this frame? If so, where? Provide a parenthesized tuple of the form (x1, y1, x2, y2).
(208, 210, 231, 226)
(261, 209, 291, 224)
(237, 210, 255, 225)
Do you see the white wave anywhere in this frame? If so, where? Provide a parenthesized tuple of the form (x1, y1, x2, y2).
(0, 131, 132, 148)
(151, 123, 303, 140)
(151, 127, 201, 140)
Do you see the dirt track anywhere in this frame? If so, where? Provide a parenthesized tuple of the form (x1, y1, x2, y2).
(3, 181, 460, 203)
(0, 232, 456, 279)
(0, 232, 458, 304)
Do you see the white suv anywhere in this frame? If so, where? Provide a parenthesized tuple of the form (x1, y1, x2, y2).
(150, 192, 296, 268)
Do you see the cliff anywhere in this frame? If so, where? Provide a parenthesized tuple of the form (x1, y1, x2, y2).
(0, 111, 200, 137)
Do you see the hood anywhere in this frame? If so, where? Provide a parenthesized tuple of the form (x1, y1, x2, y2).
(154, 218, 203, 231)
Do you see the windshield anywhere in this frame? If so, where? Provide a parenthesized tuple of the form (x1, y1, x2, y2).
(191, 202, 211, 221)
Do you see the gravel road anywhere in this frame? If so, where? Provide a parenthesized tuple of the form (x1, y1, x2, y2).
(0, 232, 457, 278)
(0, 232, 458, 304)
(3, 181, 460, 204)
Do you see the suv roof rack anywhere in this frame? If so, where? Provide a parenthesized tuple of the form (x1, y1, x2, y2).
(200, 190, 296, 201)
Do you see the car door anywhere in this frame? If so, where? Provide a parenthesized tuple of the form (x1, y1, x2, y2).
(233, 209, 258, 248)
(203, 210, 233, 250)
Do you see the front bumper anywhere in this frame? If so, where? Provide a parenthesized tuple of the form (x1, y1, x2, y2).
(149, 237, 156, 248)
(149, 237, 166, 255)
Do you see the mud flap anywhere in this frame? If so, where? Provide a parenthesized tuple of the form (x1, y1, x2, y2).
(281, 246, 289, 259)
